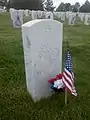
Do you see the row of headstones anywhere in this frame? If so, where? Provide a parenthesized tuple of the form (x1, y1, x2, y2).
(9, 8, 53, 28)
(79, 13, 90, 25)
(54, 12, 90, 25)
(9, 8, 90, 28)
(0, 8, 7, 13)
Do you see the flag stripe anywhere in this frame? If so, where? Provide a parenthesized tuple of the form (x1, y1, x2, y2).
(64, 68, 72, 80)
(62, 77, 72, 91)
(63, 72, 73, 88)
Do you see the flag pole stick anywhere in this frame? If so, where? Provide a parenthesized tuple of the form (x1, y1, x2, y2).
(64, 40, 69, 105)
(65, 87, 67, 105)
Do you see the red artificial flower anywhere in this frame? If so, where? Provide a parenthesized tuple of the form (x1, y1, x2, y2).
(48, 77, 57, 84)
(56, 74, 63, 80)
(48, 73, 63, 84)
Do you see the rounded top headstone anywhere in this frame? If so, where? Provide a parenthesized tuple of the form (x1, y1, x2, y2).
(22, 19, 62, 28)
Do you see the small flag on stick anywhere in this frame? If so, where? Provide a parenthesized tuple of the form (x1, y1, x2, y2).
(62, 49, 77, 104)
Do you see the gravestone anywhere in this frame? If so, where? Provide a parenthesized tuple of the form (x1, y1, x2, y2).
(79, 13, 85, 22)
(10, 9, 24, 28)
(18, 10, 24, 26)
(29, 10, 32, 16)
(66, 12, 72, 19)
(9, 8, 15, 21)
(22, 19, 63, 102)
(68, 14, 76, 25)
(24, 10, 32, 23)
(84, 15, 90, 25)
(32, 10, 37, 20)
(60, 12, 65, 22)
(24, 9, 29, 16)
(41, 11, 46, 19)
(53, 12, 61, 19)
(11, 9, 19, 28)
(36, 11, 42, 19)
(46, 12, 53, 19)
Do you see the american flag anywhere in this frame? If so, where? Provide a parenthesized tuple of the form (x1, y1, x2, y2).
(62, 50, 77, 96)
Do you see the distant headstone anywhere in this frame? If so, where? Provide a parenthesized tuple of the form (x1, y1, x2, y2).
(31, 10, 37, 20)
(46, 12, 53, 19)
(84, 15, 90, 25)
(60, 12, 65, 22)
(79, 13, 85, 22)
(53, 12, 61, 19)
(24, 9, 29, 16)
(28, 10, 32, 16)
(22, 19, 63, 102)
(36, 11, 42, 19)
(41, 11, 46, 19)
(9, 8, 15, 21)
(10, 9, 24, 28)
(23, 10, 32, 23)
(66, 12, 72, 19)
(18, 10, 24, 26)
(68, 14, 76, 25)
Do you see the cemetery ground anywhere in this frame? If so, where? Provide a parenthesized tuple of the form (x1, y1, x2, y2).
(0, 13, 90, 120)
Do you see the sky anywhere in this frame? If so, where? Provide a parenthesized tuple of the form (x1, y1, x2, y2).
(53, 0, 90, 7)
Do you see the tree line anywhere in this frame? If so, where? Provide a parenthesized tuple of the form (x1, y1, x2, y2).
(56, 0, 90, 13)
(0, 0, 55, 11)
(0, 0, 90, 13)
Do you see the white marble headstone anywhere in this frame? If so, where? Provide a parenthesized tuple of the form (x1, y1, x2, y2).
(46, 12, 53, 19)
(24, 9, 29, 16)
(9, 8, 15, 20)
(10, 9, 24, 28)
(84, 15, 90, 25)
(32, 10, 37, 20)
(68, 14, 76, 25)
(66, 12, 72, 19)
(36, 11, 42, 19)
(53, 12, 61, 19)
(79, 13, 85, 22)
(60, 12, 65, 21)
(41, 11, 46, 19)
(18, 10, 24, 26)
(22, 19, 63, 102)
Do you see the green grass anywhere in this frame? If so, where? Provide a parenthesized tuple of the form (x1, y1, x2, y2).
(0, 12, 90, 120)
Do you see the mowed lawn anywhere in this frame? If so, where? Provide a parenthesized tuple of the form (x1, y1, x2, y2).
(0, 13, 90, 120)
